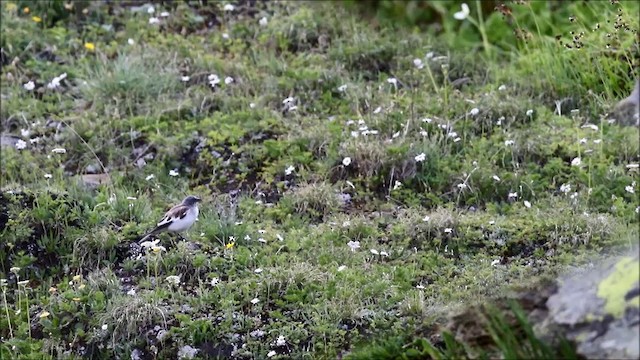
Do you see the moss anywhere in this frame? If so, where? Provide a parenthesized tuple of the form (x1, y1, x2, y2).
(596, 256, 640, 318)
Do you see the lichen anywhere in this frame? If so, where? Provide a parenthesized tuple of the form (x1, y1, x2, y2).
(596, 257, 640, 318)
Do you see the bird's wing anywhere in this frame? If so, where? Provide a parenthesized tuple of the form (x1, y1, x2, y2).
(156, 204, 190, 227)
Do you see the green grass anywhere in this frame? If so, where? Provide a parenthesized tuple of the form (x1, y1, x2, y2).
(1, 0, 638, 359)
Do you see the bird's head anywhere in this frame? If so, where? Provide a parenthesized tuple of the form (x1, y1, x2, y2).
(182, 195, 202, 206)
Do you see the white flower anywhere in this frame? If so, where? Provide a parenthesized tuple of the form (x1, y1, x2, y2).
(128, 38, 135, 45)
(160, 11, 170, 17)
(370, 249, 379, 255)
(393, 181, 402, 190)
(416, 284, 425, 289)
(414, 153, 426, 162)
(498, 84, 507, 91)
(267, 351, 276, 358)
(496, 117, 504, 126)
(350, 131, 359, 138)
(457, 183, 467, 190)
(422, 215, 430, 222)
(380, 251, 389, 257)
(560, 183, 571, 193)
(373, 106, 382, 114)
(337, 265, 347, 272)
(392, 131, 400, 139)
(444, 228, 453, 233)
(469, 108, 479, 116)
(284, 165, 295, 176)
(337, 84, 347, 92)
(492, 175, 501, 182)
(625, 184, 635, 194)
(44, 173, 52, 179)
(593, 139, 602, 144)
(276, 335, 286, 346)
(347, 241, 360, 252)
(342, 157, 352, 166)
(222, 33, 229, 39)
(526, 109, 534, 116)
(259, 17, 268, 26)
(208, 74, 221, 87)
(524, 200, 531, 208)
(508, 192, 518, 199)
(579, 138, 587, 144)
(420, 130, 428, 137)
(626, 164, 639, 170)
(169, 169, 179, 177)
(387, 77, 398, 86)
(581, 124, 598, 131)
(258, 237, 267, 243)
(181, 76, 190, 82)
(23, 81, 35, 91)
(422, 117, 433, 123)
(47, 73, 67, 89)
(250, 298, 260, 305)
(413, 58, 424, 69)
(148, 17, 160, 24)
(165, 275, 181, 285)
(145, 174, 155, 181)
(571, 157, 581, 166)
(127, 288, 136, 296)
(177, 345, 199, 360)
(224, 76, 234, 85)
(224, 4, 235, 11)
(210, 278, 219, 286)
(147, 6, 155, 14)
(101, 324, 108, 331)
(447, 131, 458, 138)
(51, 148, 66, 154)
(426, 51, 434, 59)
(15, 139, 27, 150)
(254, 268, 263, 274)
(454, 3, 470, 20)
(504, 140, 514, 146)
(491, 259, 500, 267)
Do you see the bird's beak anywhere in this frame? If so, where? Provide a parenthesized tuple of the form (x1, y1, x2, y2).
(195, 197, 202, 202)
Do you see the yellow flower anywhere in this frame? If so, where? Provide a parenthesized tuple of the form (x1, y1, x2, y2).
(72, 274, 81, 282)
(225, 242, 235, 249)
(78, 284, 86, 290)
(23, 6, 29, 14)
(72, 297, 81, 302)
(64, 2, 73, 10)
(39, 311, 50, 318)
(84, 42, 95, 51)
(48, 287, 57, 293)
(32, 16, 42, 23)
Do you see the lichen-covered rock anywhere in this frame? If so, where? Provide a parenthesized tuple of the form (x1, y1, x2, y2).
(611, 79, 640, 126)
(545, 249, 639, 359)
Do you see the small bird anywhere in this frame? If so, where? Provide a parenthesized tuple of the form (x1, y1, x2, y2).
(140, 195, 202, 242)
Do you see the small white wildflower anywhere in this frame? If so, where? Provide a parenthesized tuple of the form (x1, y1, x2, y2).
(492, 175, 501, 182)
(496, 117, 503, 126)
(498, 84, 507, 91)
(560, 183, 571, 193)
(373, 106, 382, 114)
(422, 117, 433, 123)
(15, 139, 27, 150)
(426, 51, 434, 59)
(23, 81, 35, 91)
(626, 163, 639, 170)
(593, 139, 602, 144)
(392, 131, 400, 139)
(370, 249, 379, 255)
(276, 335, 286, 346)
(387, 77, 398, 86)
(347, 241, 360, 252)
(420, 130, 428, 137)
(210, 278, 219, 286)
(258, 238, 267, 243)
(625, 184, 635, 194)
(46, 73, 67, 90)
(267, 351, 276, 358)
(524, 200, 531, 208)
(457, 183, 467, 190)
(447, 131, 458, 138)
(101, 324, 108, 331)
(571, 157, 581, 166)
(148, 17, 160, 24)
(504, 140, 514, 146)
(224, 76, 234, 85)
(337, 84, 347, 92)
(444, 228, 453, 234)
(29, 137, 40, 144)
(181, 76, 190, 82)
(489, 220, 495, 225)
(380, 251, 389, 257)
(508, 192, 518, 199)
(469, 108, 479, 116)
(165, 275, 181, 285)
(422, 215, 430, 222)
(128, 38, 135, 45)
(393, 181, 402, 190)
(454, 137, 461, 142)
(283, 96, 295, 105)
(491, 259, 500, 267)
(51, 148, 66, 154)
(337, 265, 347, 272)
(526, 109, 534, 116)
(579, 138, 588, 144)
(415, 153, 426, 162)
(342, 157, 352, 166)
(160, 11, 170, 17)
(284, 165, 295, 176)
(17, 280, 29, 286)
(581, 124, 598, 131)
(147, 6, 155, 14)
(250, 298, 260, 305)
(254, 268, 263, 274)
(169, 169, 179, 177)
(44, 173, 52, 179)
(177, 345, 199, 360)
(208, 74, 221, 87)
(222, 33, 230, 39)
(145, 174, 155, 181)
(258, 229, 266, 234)
(127, 196, 137, 201)
(259, 16, 268, 26)
(454, 3, 470, 20)
(224, 4, 235, 11)
(350, 130, 359, 138)
(127, 288, 136, 296)
(416, 284, 425, 289)
(276, 233, 284, 241)
(413, 58, 424, 69)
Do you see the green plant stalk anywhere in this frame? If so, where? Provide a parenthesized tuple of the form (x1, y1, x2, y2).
(474, 0, 492, 60)
(1, 288, 13, 338)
